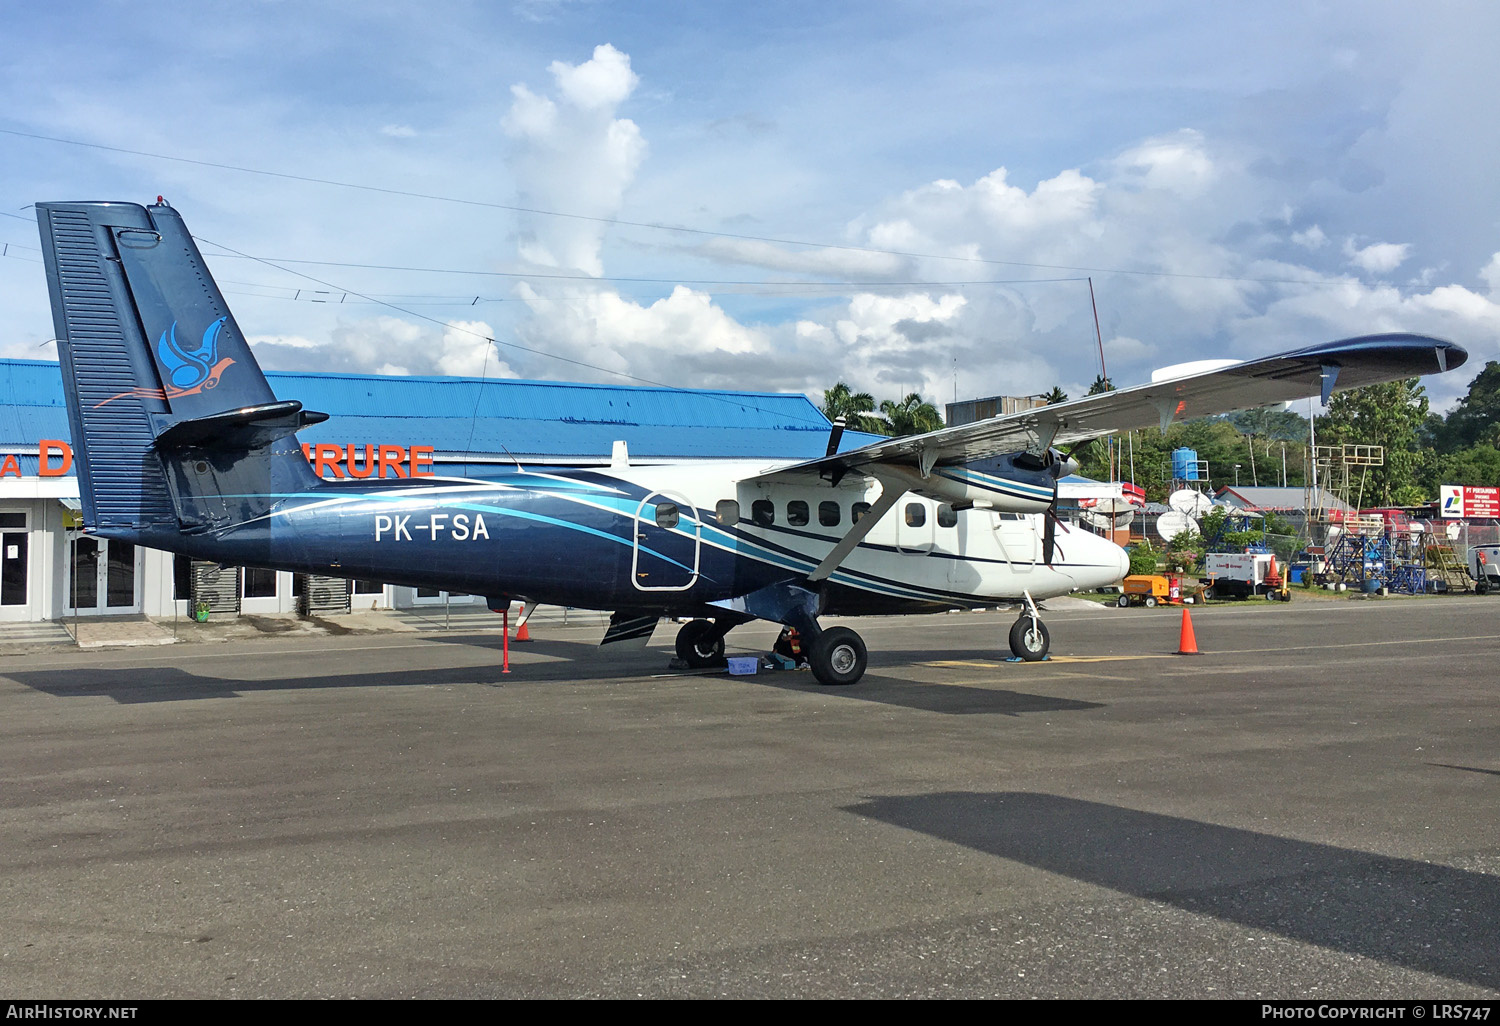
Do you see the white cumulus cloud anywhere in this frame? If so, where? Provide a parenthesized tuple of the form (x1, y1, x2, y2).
(1343, 238, 1412, 274)
(250, 318, 514, 379)
(502, 44, 646, 277)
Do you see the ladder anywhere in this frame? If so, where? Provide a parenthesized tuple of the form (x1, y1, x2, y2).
(1425, 545, 1472, 593)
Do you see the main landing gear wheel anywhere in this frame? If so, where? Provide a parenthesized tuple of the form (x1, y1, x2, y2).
(1008, 617, 1051, 661)
(809, 626, 867, 686)
(674, 619, 726, 668)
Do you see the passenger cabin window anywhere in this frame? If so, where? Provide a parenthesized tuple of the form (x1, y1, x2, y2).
(852, 502, 871, 523)
(752, 499, 775, 526)
(787, 500, 809, 526)
(655, 503, 680, 528)
(819, 501, 841, 527)
(937, 504, 958, 528)
(716, 499, 740, 525)
(905, 503, 926, 527)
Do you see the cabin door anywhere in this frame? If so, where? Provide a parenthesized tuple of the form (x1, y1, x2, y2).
(632, 491, 700, 591)
(993, 512, 1039, 573)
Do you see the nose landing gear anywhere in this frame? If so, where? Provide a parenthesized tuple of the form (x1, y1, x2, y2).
(1007, 591, 1051, 661)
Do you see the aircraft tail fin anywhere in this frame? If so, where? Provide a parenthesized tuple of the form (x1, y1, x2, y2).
(36, 200, 323, 535)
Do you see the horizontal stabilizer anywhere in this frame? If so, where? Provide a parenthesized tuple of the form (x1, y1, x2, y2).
(153, 401, 329, 451)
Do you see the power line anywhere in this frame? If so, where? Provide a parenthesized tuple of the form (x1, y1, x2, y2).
(7, 126, 1494, 294)
(193, 234, 834, 427)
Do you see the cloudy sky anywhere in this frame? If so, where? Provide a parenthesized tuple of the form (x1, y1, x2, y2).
(2, 1, 1497, 411)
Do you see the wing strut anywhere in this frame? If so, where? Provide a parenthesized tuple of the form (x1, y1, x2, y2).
(806, 478, 907, 583)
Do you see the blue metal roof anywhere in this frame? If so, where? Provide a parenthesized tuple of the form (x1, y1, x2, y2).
(1, 358, 882, 462)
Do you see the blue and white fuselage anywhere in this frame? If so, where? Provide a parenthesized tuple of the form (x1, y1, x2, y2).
(132, 458, 1128, 618)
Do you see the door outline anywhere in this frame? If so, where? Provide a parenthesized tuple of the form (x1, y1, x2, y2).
(993, 512, 1039, 573)
(632, 491, 701, 592)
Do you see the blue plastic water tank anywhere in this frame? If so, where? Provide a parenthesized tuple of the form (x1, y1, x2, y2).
(1171, 448, 1200, 481)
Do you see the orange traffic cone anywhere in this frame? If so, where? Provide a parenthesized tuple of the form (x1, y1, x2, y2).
(1175, 607, 1200, 655)
(514, 603, 533, 642)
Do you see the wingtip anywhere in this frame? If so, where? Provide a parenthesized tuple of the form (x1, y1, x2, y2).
(1436, 339, 1467, 374)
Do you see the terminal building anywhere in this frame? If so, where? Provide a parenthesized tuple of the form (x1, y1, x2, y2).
(0, 358, 882, 624)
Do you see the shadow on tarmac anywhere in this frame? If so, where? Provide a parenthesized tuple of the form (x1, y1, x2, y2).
(847, 791, 1500, 991)
(3, 635, 1105, 717)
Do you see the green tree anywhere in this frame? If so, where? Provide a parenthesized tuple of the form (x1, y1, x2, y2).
(1225, 407, 1309, 442)
(1043, 386, 1069, 405)
(820, 382, 884, 434)
(1439, 360, 1500, 451)
(1087, 375, 1115, 396)
(878, 393, 944, 436)
(1316, 379, 1429, 505)
(1423, 444, 1500, 492)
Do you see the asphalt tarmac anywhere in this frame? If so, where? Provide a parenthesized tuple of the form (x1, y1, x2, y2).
(1, 597, 1497, 999)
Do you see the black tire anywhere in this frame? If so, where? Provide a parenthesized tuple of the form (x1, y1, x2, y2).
(1477, 580, 1491, 596)
(1008, 617, 1050, 661)
(674, 619, 726, 668)
(808, 626, 867, 686)
(1201, 587, 1215, 602)
(1116, 595, 1130, 608)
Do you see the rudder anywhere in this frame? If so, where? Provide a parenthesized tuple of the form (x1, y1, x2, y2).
(37, 200, 321, 536)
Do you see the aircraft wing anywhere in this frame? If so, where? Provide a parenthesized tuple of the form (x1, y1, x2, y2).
(762, 333, 1465, 481)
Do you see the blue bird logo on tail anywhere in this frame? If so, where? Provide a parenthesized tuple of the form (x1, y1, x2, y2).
(93, 317, 237, 408)
(158, 317, 228, 389)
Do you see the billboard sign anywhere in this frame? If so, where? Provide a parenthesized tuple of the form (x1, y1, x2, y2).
(1440, 485, 1500, 518)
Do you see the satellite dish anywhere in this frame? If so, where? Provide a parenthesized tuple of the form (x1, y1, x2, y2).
(1082, 510, 1135, 532)
(1168, 489, 1213, 516)
(1093, 496, 1135, 515)
(1156, 510, 1199, 543)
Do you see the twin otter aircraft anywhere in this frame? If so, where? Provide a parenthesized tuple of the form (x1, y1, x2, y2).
(36, 200, 1467, 684)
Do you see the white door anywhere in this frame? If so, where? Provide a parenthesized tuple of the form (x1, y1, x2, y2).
(896, 500, 934, 554)
(993, 512, 1039, 573)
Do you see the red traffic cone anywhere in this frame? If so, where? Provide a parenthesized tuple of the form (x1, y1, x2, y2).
(514, 603, 533, 643)
(1175, 607, 1200, 655)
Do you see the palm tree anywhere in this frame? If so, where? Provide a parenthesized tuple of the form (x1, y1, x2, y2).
(1087, 375, 1114, 396)
(821, 382, 884, 434)
(1043, 386, 1069, 405)
(878, 393, 944, 436)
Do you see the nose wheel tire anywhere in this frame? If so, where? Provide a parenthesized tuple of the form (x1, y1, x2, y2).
(1008, 617, 1050, 661)
(809, 626, 867, 686)
(674, 619, 726, 668)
